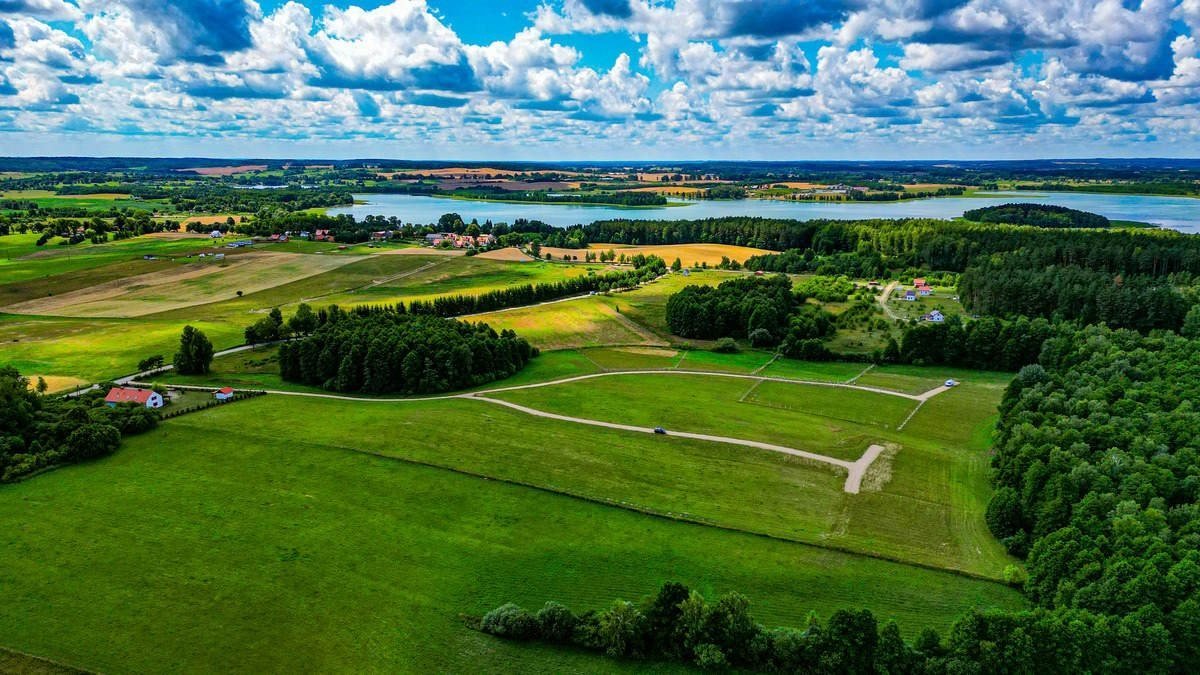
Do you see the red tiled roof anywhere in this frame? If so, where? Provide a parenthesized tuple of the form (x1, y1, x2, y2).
(105, 387, 154, 404)
(217, 387, 234, 394)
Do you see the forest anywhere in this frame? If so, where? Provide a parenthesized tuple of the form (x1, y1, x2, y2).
(664, 276, 836, 355)
(958, 257, 1189, 331)
(278, 311, 536, 394)
(962, 203, 1110, 228)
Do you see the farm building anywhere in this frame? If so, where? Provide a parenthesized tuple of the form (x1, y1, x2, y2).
(209, 230, 222, 238)
(227, 239, 253, 248)
(104, 387, 164, 409)
(370, 231, 389, 241)
(214, 387, 234, 401)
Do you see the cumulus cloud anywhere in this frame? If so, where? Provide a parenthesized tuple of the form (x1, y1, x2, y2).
(0, 0, 1198, 155)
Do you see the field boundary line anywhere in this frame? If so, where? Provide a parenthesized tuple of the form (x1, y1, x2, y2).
(896, 399, 928, 431)
(161, 416, 1008, 584)
(737, 379, 763, 402)
(751, 353, 780, 375)
(847, 363, 875, 383)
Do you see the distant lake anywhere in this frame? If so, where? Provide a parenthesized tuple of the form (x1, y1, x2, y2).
(328, 191, 1200, 233)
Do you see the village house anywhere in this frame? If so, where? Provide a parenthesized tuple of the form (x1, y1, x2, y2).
(917, 285, 933, 296)
(209, 230, 222, 238)
(904, 289, 917, 301)
(370, 231, 389, 242)
(105, 387, 164, 409)
(213, 387, 234, 401)
(923, 310, 946, 323)
(913, 277, 926, 287)
(313, 229, 333, 242)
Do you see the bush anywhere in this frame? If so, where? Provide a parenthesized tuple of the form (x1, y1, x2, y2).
(536, 602, 577, 643)
(712, 337, 739, 354)
(63, 423, 120, 462)
(480, 604, 538, 640)
(694, 643, 728, 670)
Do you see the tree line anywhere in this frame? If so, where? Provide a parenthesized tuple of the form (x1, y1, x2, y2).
(278, 311, 536, 394)
(479, 580, 1175, 673)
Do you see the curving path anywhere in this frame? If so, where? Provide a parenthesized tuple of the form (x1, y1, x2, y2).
(144, 369, 955, 494)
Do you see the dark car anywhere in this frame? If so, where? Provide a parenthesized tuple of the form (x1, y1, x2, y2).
(653, 426, 667, 435)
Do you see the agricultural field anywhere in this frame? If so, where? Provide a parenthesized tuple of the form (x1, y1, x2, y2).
(0, 403, 1024, 672)
(0, 230, 1025, 672)
(0, 189, 164, 212)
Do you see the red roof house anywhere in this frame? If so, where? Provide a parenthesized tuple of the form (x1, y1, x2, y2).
(214, 387, 235, 401)
(105, 387, 164, 409)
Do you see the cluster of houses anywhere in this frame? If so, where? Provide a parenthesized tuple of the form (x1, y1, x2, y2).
(902, 277, 936, 302)
(424, 232, 497, 248)
(104, 386, 235, 409)
(899, 278, 946, 322)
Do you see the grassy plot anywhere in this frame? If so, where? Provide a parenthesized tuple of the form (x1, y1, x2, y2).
(314, 257, 606, 308)
(0, 313, 243, 381)
(471, 298, 662, 350)
(490, 373, 910, 462)
(0, 408, 1024, 673)
(0, 233, 217, 285)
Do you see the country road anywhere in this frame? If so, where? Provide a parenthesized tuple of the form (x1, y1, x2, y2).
(139, 368, 955, 494)
(878, 280, 902, 320)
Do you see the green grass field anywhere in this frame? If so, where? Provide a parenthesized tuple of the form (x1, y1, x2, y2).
(0, 398, 1024, 672)
(0, 231, 1028, 672)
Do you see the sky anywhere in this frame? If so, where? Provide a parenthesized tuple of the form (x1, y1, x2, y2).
(1, 0, 1200, 160)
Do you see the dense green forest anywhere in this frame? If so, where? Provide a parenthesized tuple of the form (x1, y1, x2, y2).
(0, 367, 157, 482)
(963, 203, 1110, 228)
(665, 276, 836, 356)
(958, 257, 1188, 331)
(278, 311, 536, 394)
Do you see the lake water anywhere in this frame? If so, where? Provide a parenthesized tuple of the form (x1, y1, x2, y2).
(328, 191, 1200, 233)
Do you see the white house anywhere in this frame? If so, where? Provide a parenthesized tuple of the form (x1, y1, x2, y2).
(105, 387, 164, 409)
(924, 310, 945, 323)
(214, 387, 234, 401)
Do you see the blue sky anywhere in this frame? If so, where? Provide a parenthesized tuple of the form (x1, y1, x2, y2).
(1, 0, 1199, 159)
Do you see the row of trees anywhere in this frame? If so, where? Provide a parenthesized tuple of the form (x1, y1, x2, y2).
(0, 367, 156, 482)
(481, 581, 1176, 673)
(278, 311, 536, 394)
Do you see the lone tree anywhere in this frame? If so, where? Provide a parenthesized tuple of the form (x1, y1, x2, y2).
(173, 325, 214, 375)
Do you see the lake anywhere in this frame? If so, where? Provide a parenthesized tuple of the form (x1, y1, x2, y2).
(328, 191, 1200, 233)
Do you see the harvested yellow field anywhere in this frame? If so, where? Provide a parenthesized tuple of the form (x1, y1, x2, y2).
(173, 214, 244, 226)
(475, 247, 535, 262)
(25, 375, 89, 393)
(541, 243, 774, 267)
(2, 252, 356, 318)
(628, 185, 706, 195)
(772, 182, 823, 189)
